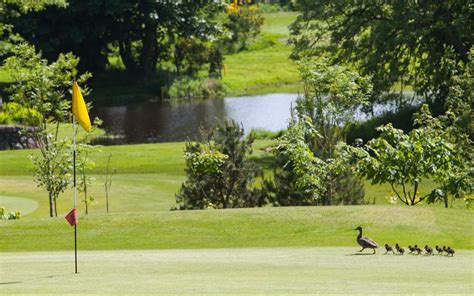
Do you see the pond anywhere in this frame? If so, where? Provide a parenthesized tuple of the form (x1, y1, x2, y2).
(91, 93, 416, 144)
(92, 93, 298, 143)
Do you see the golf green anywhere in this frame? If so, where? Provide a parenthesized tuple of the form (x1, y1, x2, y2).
(1, 247, 472, 294)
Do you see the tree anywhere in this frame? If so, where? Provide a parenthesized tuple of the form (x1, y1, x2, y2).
(264, 58, 371, 206)
(352, 105, 471, 207)
(104, 153, 117, 213)
(7, 0, 224, 76)
(175, 120, 264, 210)
(29, 137, 71, 217)
(0, 0, 66, 57)
(263, 116, 326, 206)
(76, 143, 99, 215)
(3, 43, 90, 216)
(290, 1, 473, 106)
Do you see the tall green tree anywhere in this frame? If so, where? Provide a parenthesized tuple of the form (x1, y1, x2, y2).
(265, 58, 371, 206)
(290, 0, 473, 106)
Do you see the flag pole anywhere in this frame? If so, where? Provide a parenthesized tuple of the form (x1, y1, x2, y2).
(73, 115, 78, 274)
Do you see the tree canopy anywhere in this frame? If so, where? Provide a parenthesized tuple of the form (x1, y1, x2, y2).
(290, 0, 473, 105)
(6, 0, 223, 75)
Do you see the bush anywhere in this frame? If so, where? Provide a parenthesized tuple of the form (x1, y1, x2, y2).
(0, 207, 21, 220)
(168, 77, 226, 100)
(223, 5, 265, 53)
(0, 102, 42, 126)
(346, 105, 418, 144)
(174, 120, 264, 210)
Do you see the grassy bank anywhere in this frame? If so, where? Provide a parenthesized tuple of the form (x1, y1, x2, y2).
(1, 206, 473, 251)
(223, 12, 301, 96)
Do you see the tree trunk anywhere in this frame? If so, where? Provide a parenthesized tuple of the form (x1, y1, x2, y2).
(139, 22, 158, 77)
(53, 198, 57, 217)
(119, 40, 137, 72)
(106, 190, 109, 213)
(49, 192, 53, 217)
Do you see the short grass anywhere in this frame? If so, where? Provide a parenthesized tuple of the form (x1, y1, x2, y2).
(1, 248, 472, 294)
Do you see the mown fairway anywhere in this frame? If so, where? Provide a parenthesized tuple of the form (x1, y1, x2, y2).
(1, 248, 472, 294)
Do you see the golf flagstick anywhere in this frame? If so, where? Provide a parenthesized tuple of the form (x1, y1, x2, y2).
(73, 116, 78, 274)
(68, 80, 91, 274)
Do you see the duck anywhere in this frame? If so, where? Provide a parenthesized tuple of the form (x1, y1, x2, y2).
(414, 245, 422, 255)
(354, 226, 379, 254)
(384, 244, 395, 254)
(446, 247, 455, 257)
(424, 245, 434, 255)
(435, 245, 443, 254)
(395, 243, 405, 255)
(408, 245, 415, 254)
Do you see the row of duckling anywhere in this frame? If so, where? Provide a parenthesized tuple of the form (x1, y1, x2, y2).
(384, 243, 455, 256)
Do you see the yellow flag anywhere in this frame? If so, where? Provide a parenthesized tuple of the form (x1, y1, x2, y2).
(72, 81, 92, 132)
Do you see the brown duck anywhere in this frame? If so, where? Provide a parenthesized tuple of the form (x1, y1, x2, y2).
(355, 226, 379, 254)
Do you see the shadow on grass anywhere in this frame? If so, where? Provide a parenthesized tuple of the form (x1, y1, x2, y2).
(346, 253, 377, 256)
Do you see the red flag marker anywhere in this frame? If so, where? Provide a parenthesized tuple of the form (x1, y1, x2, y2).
(65, 208, 78, 226)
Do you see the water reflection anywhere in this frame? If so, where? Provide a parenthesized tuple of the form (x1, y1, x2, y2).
(92, 93, 298, 143)
(92, 92, 418, 144)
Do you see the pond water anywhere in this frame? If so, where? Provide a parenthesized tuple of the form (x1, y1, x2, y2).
(92, 93, 298, 143)
(92, 93, 416, 144)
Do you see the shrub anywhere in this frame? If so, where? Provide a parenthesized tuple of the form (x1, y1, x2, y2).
(224, 5, 265, 52)
(168, 77, 226, 100)
(174, 120, 264, 210)
(0, 102, 42, 126)
(345, 105, 418, 144)
(0, 207, 21, 220)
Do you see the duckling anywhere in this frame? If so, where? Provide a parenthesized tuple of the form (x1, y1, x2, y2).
(435, 245, 443, 254)
(414, 245, 423, 255)
(443, 246, 449, 254)
(424, 245, 434, 255)
(408, 245, 415, 254)
(395, 243, 405, 255)
(354, 226, 379, 254)
(384, 244, 395, 254)
(446, 247, 455, 257)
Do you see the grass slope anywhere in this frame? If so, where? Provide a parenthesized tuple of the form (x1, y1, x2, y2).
(1, 248, 473, 294)
(223, 12, 301, 96)
(1, 206, 472, 252)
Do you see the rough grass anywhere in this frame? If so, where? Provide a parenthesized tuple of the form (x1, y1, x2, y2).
(1, 248, 473, 294)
